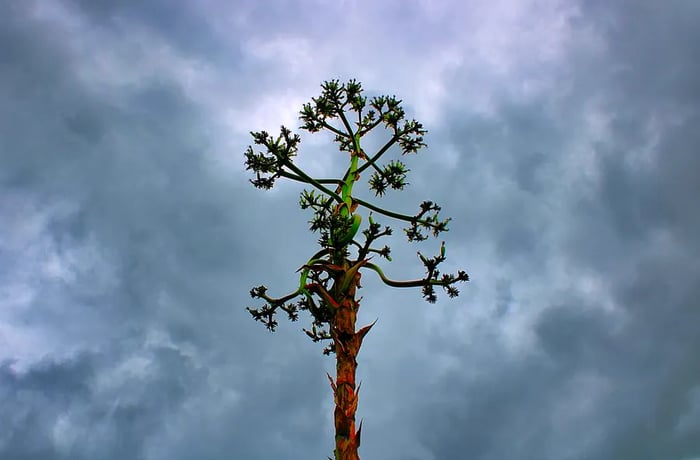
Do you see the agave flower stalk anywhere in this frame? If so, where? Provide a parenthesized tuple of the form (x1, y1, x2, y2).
(244, 79, 469, 460)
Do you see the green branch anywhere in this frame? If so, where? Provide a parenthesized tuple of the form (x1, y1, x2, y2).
(279, 170, 343, 186)
(356, 132, 401, 176)
(336, 101, 357, 146)
(364, 263, 434, 288)
(321, 121, 349, 139)
(354, 197, 448, 230)
(278, 156, 343, 204)
(358, 118, 383, 138)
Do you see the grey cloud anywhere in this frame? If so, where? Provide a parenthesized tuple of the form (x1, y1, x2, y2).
(65, 0, 230, 61)
(2, 0, 699, 459)
(0, 346, 208, 460)
(1, 3, 307, 458)
(407, 1, 700, 459)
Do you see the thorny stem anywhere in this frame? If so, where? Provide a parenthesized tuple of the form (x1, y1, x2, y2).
(326, 268, 370, 460)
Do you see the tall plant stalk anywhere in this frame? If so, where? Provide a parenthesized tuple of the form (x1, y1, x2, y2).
(244, 79, 469, 459)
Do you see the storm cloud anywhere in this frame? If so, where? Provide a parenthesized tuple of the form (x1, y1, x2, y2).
(1, 1, 698, 459)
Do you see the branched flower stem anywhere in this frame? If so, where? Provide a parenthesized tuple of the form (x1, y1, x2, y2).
(243, 79, 469, 460)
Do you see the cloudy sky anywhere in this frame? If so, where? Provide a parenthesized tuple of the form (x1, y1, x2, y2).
(2, 1, 699, 459)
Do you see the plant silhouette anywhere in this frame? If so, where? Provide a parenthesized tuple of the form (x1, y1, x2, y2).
(244, 79, 469, 460)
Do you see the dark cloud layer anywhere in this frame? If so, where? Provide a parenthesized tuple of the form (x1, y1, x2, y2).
(1, 1, 698, 459)
(1, 3, 328, 459)
(417, 2, 700, 459)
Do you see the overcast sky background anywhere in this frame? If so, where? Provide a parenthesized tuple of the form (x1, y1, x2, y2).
(1, 1, 699, 459)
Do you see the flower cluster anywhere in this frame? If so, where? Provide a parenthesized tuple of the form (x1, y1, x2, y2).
(244, 79, 470, 354)
(244, 127, 301, 190)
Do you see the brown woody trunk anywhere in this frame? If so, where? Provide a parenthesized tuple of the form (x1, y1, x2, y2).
(328, 268, 375, 460)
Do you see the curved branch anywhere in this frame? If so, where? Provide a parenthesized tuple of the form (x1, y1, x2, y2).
(364, 262, 461, 289)
(354, 197, 449, 230)
(364, 262, 432, 288)
(257, 288, 302, 305)
(307, 282, 341, 309)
